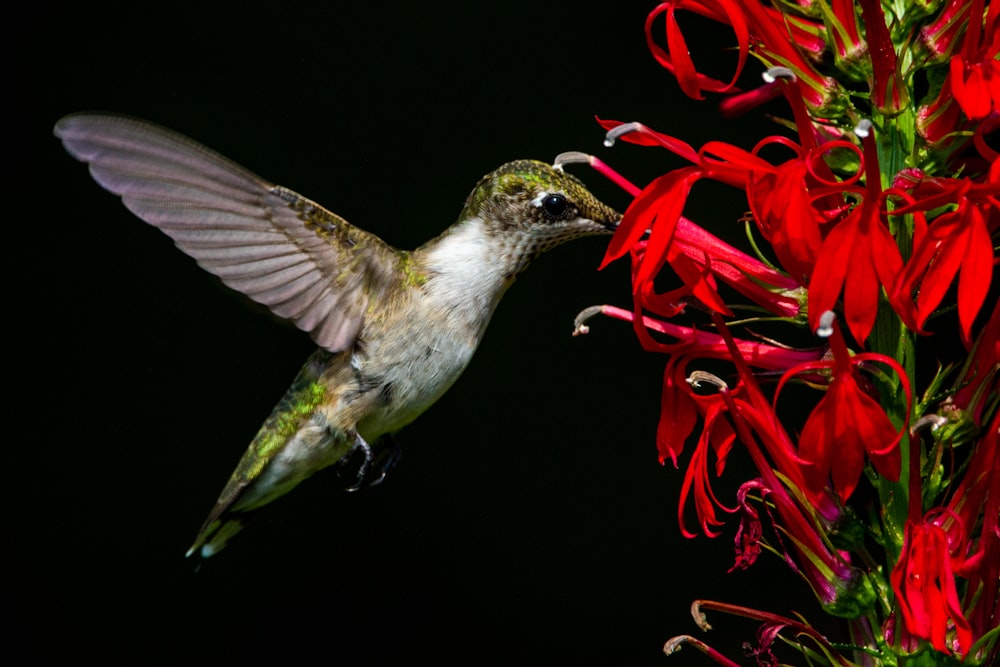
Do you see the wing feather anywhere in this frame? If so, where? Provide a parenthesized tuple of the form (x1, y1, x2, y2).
(55, 113, 401, 352)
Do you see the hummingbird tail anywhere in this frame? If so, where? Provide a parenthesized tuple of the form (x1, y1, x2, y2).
(186, 516, 247, 559)
(184, 350, 358, 559)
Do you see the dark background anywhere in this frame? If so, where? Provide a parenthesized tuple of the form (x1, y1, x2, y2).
(18, 2, 833, 664)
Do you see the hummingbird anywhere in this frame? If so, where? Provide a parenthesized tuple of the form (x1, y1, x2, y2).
(55, 112, 620, 558)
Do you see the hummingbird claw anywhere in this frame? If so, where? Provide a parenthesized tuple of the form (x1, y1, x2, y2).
(366, 436, 402, 487)
(343, 433, 374, 493)
(337, 434, 402, 491)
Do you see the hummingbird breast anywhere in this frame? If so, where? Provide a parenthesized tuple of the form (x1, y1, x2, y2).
(352, 220, 512, 439)
(351, 305, 482, 440)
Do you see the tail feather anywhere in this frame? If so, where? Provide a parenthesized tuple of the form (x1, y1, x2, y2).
(186, 516, 246, 559)
(184, 350, 355, 558)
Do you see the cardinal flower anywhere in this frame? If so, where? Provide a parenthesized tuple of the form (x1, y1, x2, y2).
(890, 512, 974, 658)
(891, 165, 1000, 345)
(777, 314, 909, 504)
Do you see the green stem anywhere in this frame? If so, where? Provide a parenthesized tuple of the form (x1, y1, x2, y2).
(869, 109, 917, 565)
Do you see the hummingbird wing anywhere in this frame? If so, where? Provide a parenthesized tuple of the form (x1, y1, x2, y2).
(55, 112, 401, 352)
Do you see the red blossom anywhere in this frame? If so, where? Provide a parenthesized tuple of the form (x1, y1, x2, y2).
(643, 0, 835, 110)
(890, 165, 1000, 345)
(921, 0, 975, 60)
(858, 0, 908, 113)
(577, 304, 823, 539)
(777, 318, 909, 504)
(806, 130, 904, 345)
(595, 119, 807, 327)
(951, 56, 1000, 122)
(948, 0, 1000, 122)
(746, 137, 851, 285)
(826, 0, 864, 66)
(917, 84, 964, 148)
(890, 514, 974, 658)
(674, 389, 737, 538)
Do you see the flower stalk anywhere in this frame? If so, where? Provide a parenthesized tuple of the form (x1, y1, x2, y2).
(577, 1, 1000, 664)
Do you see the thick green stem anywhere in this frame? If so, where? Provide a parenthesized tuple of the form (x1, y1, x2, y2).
(868, 109, 918, 564)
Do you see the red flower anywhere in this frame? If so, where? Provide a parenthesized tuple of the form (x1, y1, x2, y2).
(746, 136, 851, 286)
(575, 304, 822, 538)
(948, 0, 1000, 122)
(777, 316, 909, 504)
(890, 513, 974, 658)
(595, 120, 806, 331)
(951, 56, 1000, 122)
(673, 384, 737, 538)
(921, 0, 976, 60)
(806, 128, 904, 345)
(917, 81, 964, 148)
(643, 0, 835, 110)
(858, 0, 909, 113)
(890, 165, 1000, 345)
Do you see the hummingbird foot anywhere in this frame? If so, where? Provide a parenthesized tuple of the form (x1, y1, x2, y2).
(336, 433, 402, 491)
(366, 435, 402, 487)
(342, 433, 373, 492)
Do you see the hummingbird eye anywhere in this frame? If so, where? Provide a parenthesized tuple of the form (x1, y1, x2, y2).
(539, 193, 568, 219)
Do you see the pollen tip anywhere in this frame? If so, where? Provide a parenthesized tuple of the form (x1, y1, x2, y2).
(854, 118, 874, 138)
(573, 305, 606, 335)
(553, 151, 592, 171)
(603, 121, 644, 148)
(687, 371, 727, 390)
(816, 310, 836, 338)
(763, 66, 796, 83)
(663, 635, 695, 657)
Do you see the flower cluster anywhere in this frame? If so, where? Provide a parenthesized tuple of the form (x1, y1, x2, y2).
(569, 1, 999, 664)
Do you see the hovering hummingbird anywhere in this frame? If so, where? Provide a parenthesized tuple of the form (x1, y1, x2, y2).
(55, 113, 620, 558)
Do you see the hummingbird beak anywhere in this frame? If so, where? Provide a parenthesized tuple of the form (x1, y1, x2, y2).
(604, 215, 652, 240)
(604, 215, 623, 232)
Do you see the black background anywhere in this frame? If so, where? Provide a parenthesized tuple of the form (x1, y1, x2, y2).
(19, 2, 834, 664)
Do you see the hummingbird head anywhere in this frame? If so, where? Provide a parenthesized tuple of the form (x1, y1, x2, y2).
(461, 159, 621, 258)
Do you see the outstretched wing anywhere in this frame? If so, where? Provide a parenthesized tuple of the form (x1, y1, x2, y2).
(55, 112, 400, 352)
